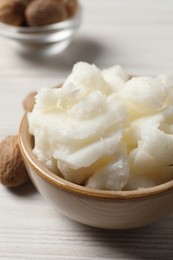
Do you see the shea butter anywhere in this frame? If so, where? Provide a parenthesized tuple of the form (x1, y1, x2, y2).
(28, 62, 173, 190)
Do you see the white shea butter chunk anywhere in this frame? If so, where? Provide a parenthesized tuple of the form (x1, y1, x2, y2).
(125, 106, 173, 189)
(28, 62, 129, 190)
(121, 77, 168, 119)
(159, 74, 173, 106)
(102, 65, 129, 91)
(28, 62, 173, 190)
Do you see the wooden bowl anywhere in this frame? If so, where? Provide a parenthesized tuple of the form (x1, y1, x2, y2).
(19, 114, 173, 229)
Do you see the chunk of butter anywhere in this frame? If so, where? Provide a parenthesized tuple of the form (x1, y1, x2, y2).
(28, 62, 173, 190)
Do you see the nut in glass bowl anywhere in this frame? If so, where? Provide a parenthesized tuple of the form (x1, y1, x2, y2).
(0, 2, 82, 55)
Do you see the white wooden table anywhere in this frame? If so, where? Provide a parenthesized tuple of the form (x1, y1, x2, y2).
(1, 0, 173, 259)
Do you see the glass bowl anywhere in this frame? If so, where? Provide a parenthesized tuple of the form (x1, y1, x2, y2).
(0, 5, 82, 55)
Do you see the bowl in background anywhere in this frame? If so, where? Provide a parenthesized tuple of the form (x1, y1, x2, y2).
(0, 5, 82, 55)
(19, 114, 173, 229)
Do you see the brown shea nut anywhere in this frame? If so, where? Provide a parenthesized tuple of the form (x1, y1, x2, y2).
(25, 0, 69, 27)
(18, 0, 33, 5)
(0, 0, 25, 26)
(63, 0, 78, 17)
(23, 91, 37, 112)
(0, 136, 29, 187)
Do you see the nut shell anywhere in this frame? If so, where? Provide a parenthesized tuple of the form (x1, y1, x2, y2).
(23, 91, 37, 112)
(18, 0, 33, 6)
(0, 136, 29, 187)
(25, 0, 68, 26)
(0, 0, 25, 26)
(63, 0, 78, 17)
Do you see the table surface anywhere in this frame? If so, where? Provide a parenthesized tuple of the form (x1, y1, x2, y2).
(1, 0, 173, 259)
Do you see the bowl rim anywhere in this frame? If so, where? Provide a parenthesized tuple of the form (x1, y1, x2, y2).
(0, 5, 82, 34)
(19, 113, 173, 200)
